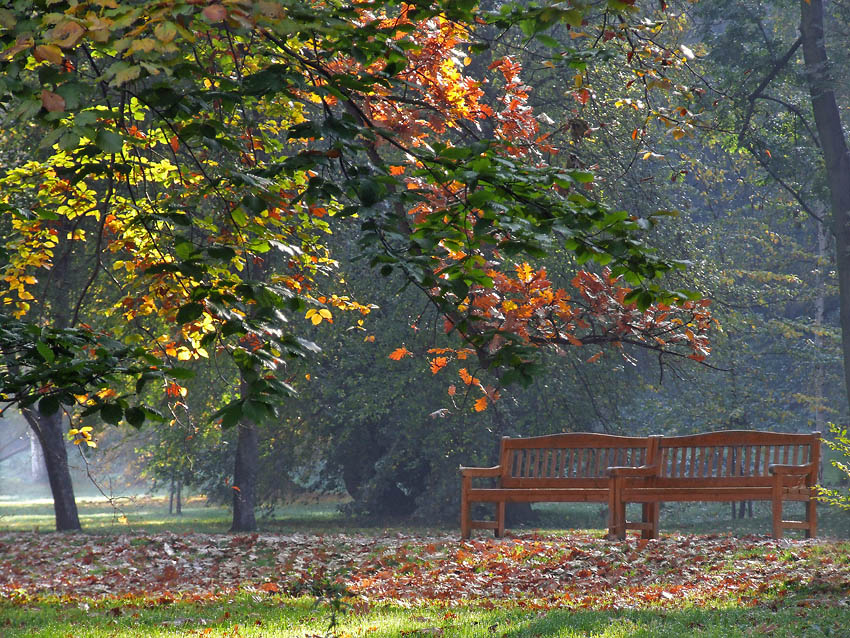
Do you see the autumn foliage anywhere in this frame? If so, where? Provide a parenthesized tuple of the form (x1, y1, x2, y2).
(0, 3, 710, 426)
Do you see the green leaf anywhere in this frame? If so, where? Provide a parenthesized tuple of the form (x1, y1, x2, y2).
(175, 302, 204, 324)
(125, 406, 145, 428)
(36, 341, 55, 364)
(95, 129, 124, 154)
(535, 34, 561, 49)
(38, 395, 60, 415)
(100, 403, 124, 425)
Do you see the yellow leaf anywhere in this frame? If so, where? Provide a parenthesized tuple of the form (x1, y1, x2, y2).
(318, 308, 332, 320)
(154, 22, 177, 43)
(34, 44, 63, 65)
(1, 35, 31, 60)
(129, 38, 157, 54)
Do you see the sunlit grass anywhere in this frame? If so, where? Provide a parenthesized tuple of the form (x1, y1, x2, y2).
(2, 592, 848, 637)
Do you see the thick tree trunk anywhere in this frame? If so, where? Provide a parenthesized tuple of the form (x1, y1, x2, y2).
(230, 376, 258, 531)
(800, 0, 850, 413)
(22, 408, 81, 531)
(230, 421, 258, 531)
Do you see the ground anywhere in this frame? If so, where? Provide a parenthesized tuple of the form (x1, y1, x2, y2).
(1, 498, 849, 637)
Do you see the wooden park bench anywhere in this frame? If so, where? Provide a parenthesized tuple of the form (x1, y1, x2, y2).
(609, 430, 820, 540)
(459, 433, 654, 539)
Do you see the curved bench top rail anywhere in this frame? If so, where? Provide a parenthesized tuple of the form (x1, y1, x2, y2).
(657, 430, 820, 447)
(500, 432, 652, 449)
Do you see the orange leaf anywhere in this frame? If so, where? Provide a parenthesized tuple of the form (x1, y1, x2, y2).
(586, 352, 603, 364)
(231, 485, 241, 492)
(388, 346, 412, 360)
(473, 396, 488, 412)
(565, 333, 583, 346)
(389, 165, 405, 176)
(447, 384, 456, 396)
(459, 368, 479, 386)
(169, 135, 179, 153)
(631, 129, 638, 140)
(429, 357, 448, 374)
(515, 262, 534, 283)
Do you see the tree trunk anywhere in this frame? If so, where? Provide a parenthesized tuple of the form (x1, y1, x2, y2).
(23, 408, 81, 531)
(800, 0, 850, 413)
(230, 421, 258, 531)
(813, 220, 828, 431)
(176, 478, 183, 515)
(29, 428, 46, 482)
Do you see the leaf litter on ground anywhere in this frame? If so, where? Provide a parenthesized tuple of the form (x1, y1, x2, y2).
(1, 531, 849, 611)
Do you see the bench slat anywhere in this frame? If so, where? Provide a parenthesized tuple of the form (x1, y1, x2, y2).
(467, 487, 609, 503)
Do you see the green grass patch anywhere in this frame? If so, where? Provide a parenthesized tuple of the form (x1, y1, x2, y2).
(2, 592, 849, 637)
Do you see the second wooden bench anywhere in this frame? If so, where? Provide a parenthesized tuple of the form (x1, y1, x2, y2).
(609, 430, 820, 539)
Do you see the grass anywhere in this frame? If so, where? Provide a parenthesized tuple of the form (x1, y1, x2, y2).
(3, 591, 848, 637)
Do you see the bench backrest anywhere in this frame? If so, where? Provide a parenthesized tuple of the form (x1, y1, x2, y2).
(651, 430, 820, 487)
(499, 433, 653, 488)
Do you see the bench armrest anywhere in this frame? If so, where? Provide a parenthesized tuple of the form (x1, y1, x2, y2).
(459, 465, 502, 478)
(768, 463, 817, 476)
(607, 464, 660, 478)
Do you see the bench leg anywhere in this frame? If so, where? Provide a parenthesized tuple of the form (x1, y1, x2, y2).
(771, 481, 783, 539)
(805, 497, 817, 539)
(495, 502, 505, 538)
(608, 477, 626, 539)
(645, 503, 660, 540)
(640, 503, 655, 540)
(460, 477, 471, 539)
(607, 484, 617, 539)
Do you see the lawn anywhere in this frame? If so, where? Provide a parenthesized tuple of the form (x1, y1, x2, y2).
(1, 498, 849, 637)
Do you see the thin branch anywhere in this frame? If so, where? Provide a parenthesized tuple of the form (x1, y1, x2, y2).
(738, 35, 803, 144)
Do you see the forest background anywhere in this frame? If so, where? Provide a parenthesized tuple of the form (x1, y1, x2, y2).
(1, 0, 849, 534)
